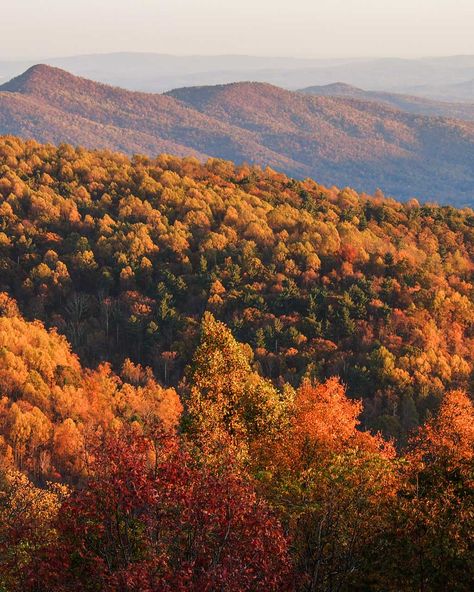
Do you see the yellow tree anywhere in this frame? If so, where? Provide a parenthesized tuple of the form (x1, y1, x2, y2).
(186, 312, 292, 459)
(0, 468, 68, 591)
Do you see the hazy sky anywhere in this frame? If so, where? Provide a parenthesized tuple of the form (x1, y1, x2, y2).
(2, 0, 474, 60)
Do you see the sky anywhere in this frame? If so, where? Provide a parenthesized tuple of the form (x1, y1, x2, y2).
(2, 0, 474, 60)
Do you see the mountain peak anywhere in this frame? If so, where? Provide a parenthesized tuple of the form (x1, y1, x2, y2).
(300, 82, 364, 95)
(166, 80, 293, 111)
(0, 64, 82, 95)
(322, 82, 361, 91)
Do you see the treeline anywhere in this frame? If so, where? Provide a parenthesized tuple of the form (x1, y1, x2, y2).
(0, 302, 472, 591)
(1, 137, 474, 440)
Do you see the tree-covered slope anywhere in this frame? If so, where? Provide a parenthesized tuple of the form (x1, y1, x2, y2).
(1, 136, 474, 440)
(168, 80, 474, 204)
(0, 135, 473, 592)
(0, 65, 304, 175)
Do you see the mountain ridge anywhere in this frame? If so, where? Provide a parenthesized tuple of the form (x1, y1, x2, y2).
(2, 53, 474, 96)
(0, 65, 305, 173)
(300, 82, 474, 120)
(2, 65, 474, 205)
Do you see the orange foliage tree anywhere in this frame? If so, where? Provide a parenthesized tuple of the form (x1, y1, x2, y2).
(259, 378, 398, 591)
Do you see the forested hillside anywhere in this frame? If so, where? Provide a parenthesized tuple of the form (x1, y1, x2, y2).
(0, 136, 472, 591)
(1, 136, 474, 437)
(3, 65, 474, 204)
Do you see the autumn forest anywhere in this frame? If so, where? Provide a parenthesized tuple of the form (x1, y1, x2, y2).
(0, 134, 471, 591)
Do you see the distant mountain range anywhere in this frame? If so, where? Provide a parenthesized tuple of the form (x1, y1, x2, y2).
(402, 78, 474, 103)
(1, 53, 474, 99)
(300, 83, 474, 120)
(1, 65, 474, 205)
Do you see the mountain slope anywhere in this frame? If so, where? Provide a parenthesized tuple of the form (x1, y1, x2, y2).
(0, 135, 474, 441)
(2, 65, 474, 204)
(0, 65, 302, 173)
(0, 91, 206, 157)
(168, 81, 474, 204)
(300, 82, 474, 120)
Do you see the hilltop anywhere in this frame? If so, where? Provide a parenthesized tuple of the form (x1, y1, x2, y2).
(2, 53, 474, 95)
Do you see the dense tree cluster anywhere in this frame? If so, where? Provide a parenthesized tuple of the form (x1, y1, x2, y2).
(1, 137, 474, 440)
(0, 292, 182, 482)
(0, 301, 472, 591)
(0, 136, 473, 590)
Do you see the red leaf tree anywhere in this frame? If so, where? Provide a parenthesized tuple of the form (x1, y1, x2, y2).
(34, 430, 294, 592)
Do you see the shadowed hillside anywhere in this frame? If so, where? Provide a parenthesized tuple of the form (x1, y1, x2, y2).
(168, 81, 474, 204)
(300, 82, 474, 120)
